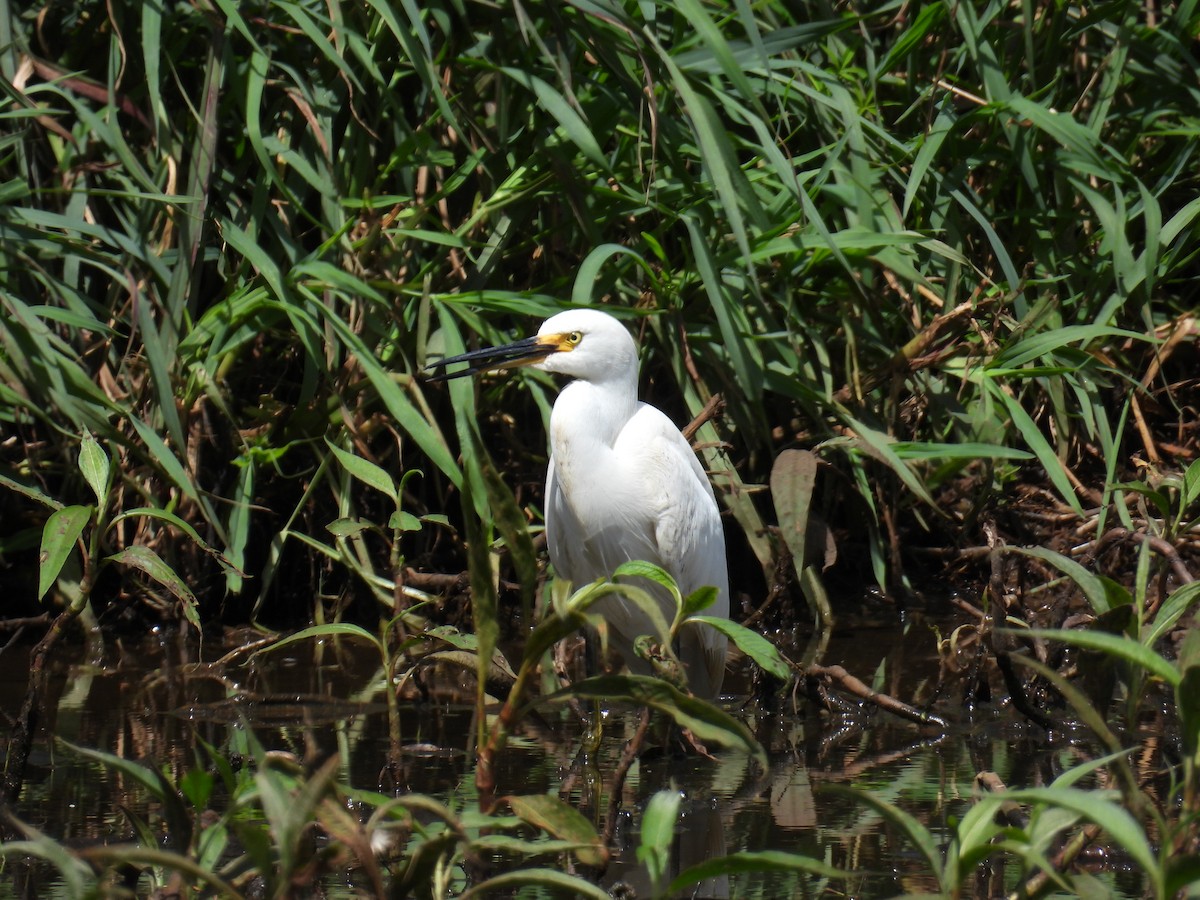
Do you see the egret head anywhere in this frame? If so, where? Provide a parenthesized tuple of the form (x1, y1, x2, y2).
(530, 310, 636, 382)
(426, 309, 637, 385)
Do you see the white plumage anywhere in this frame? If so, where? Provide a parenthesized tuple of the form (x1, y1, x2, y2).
(431, 309, 729, 698)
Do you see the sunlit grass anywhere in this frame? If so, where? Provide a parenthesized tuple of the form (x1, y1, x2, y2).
(1, 0, 1199, 895)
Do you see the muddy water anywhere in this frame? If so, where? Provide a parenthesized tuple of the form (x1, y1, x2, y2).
(0, 605, 1147, 898)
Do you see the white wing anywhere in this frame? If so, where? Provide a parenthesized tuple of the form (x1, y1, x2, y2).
(546, 403, 728, 697)
(623, 405, 729, 697)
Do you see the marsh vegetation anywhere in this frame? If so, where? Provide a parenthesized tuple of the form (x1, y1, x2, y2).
(1, 0, 1199, 896)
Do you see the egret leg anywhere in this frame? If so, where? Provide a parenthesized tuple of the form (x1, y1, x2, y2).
(583, 630, 604, 755)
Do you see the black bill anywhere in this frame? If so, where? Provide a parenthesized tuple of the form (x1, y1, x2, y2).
(423, 335, 557, 382)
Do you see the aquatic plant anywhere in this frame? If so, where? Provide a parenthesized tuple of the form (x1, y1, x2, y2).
(1, 0, 1198, 896)
(1, 0, 1195, 628)
(1, 730, 615, 898)
(848, 535, 1200, 899)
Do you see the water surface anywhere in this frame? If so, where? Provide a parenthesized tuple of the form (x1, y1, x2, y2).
(0, 605, 1149, 897)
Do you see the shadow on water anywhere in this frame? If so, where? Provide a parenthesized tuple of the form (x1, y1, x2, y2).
(0, 599, 1153, 898)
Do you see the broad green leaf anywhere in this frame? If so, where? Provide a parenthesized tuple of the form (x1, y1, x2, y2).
(505, 794, 607, 868)
(553, 674, 765, 767)
(1176, 630, 1200, 760)
(681, 585, 718, 618)
(471, 834, 604, 857)
(1111, 480, 1173, 521)
(1002, 788, 1159, 891)
(388, 228, 466, 248)
(388, 510, 422, 532)
(1182, 457, 1200, 510)
(691, 615, 791, 681)
(1010, 547, 1118, 615)
(639, 789, 681, 892)
(140, 0, 166, 131)
(612, 560, 680, 595)
(59, 737, 169, 798)
(947, 796, 1009, 875)
(430, 646, 518, 682)
(224, 458, 254, 595)
(772, 447, 817, 572)
(565, 578, 676, 653)
(77, 430, 110, 509)
(327, 518, 371, 538)
(424, 626, 474, 650)
(1143, 582, 1200, 649)
(1020, 628, 1180, 687)
(38, 505, 92, 601)
(107, 547, 199, 628)
(326, 441, 396, 501)
(1049, 748, 1138, 790)
(458, 869, 611, 900)
(771, 448, 834, 626)
(108, 507, 228, 567)
(179, 767, 215, 810)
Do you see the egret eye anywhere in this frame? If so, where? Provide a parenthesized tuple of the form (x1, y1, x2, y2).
(567, 331, 583, 345)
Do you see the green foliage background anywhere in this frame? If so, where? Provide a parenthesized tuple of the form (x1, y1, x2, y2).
(1, 0, 1198, 623)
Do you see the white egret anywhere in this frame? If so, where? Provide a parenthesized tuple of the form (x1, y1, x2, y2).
(428, 309, 729, 698)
